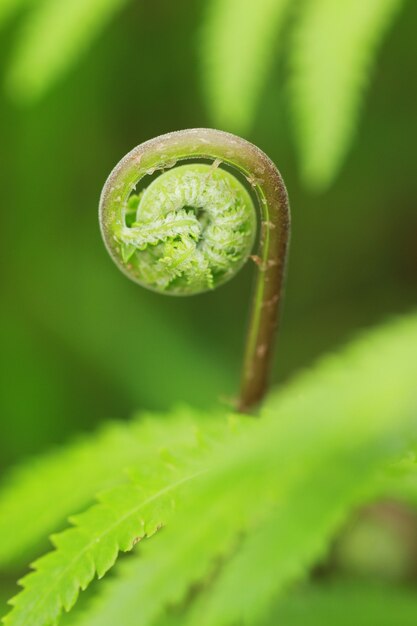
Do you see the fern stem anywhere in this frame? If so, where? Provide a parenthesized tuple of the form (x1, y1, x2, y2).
(100, 128, 290, 412)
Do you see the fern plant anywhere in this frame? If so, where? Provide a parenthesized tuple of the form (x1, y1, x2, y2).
(0, 0, 408, 189)
(1, 128, 417, 626)
(203, 0, 407, 188)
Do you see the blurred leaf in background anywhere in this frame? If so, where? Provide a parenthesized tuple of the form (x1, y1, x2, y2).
(263, 580, 417, 626)
(1, 0, 408, 188)
(202, 0, 406, 189)
(2, 0, 128, 101)
(289, 0, 405, 188)
(201, 0, 292, 134)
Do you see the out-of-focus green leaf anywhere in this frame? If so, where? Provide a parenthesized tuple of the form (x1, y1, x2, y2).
(0, 0, 29, 29)
(54, 313, 417, 626)
(5, 0, 128, 101)
(263, 580, 417, 626)
(201, 0, 291, 132)
(30, 579, 417, 626)
(0, 408, 216, 567)
(2, 411, 234, 626)
(290, 0, 405, 189)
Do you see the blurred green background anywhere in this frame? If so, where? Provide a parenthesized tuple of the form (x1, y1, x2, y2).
(0, 0, 416, 473)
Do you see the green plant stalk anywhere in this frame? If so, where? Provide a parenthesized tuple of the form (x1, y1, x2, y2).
(100, 129, 290, 412)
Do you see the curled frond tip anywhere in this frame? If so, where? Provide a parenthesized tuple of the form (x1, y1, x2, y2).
(103, 162, 256, 295)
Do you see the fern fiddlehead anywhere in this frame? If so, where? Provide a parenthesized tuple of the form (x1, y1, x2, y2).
(100, 128, 290, 411)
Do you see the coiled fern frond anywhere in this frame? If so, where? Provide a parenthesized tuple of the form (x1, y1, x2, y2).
(100, 128, 290, 411)
(107, 163, 255, 295)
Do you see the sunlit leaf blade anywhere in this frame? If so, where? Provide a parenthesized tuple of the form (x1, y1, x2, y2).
(5, 0, 128, 102)
(290, 0, 405, 189)
(0, 409, 215, 566)
(64, 313, 417, 626)
(2, 413, 233, 626)
(201, 0, 291, 132)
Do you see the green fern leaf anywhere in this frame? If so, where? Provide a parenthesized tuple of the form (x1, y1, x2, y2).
(5, 0, 128, 101)
(201, 0, 291, 132)
(62, 313, 417, 626)
(2, 414, 234, 626)
(290, 0, 405, 189)
(0, 408, 214, 566)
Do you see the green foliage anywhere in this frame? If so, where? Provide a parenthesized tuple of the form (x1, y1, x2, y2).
(1, 3, 416, 623)
(63, 312, 417, 626)
(1, 0, 407, 188)
(201, 0, 291, 132)
(4, 0, 128, 101)
(201, 0, 406, 188)
(2, 412, 233, 626)
(290, 0, 405, 188)
(3, 312, 417, 626)
(110, 164, 256, 295)
(57, 580, 417, 626)
(0, 408, 218, 566)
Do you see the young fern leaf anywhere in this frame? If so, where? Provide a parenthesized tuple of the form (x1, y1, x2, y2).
(5, 0, 128, 102)
(107, 163, 257, 294)
(2, 415, 236, 626)
(100, 129, 290, 411)
(201, 0, 291, 132)
(290, 0, 405, 189)
(0, 408, 214, 566)
(60, 313, 417, 626)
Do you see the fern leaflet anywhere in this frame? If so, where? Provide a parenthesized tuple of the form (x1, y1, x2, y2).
(2, 414, 234, 626)
(290, 0, 405, 188)
(0, 408, 216, 566)
(58, 313, 417, 626)
(5, 0, 128, 101)
(201, 0, 291, 132)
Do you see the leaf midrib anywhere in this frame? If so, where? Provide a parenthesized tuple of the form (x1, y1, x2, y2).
(10, 469, 206, 625)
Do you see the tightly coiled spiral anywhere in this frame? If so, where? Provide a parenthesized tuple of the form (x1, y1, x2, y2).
(100, 129, 290, 411)
(114, 163, 256, 295)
